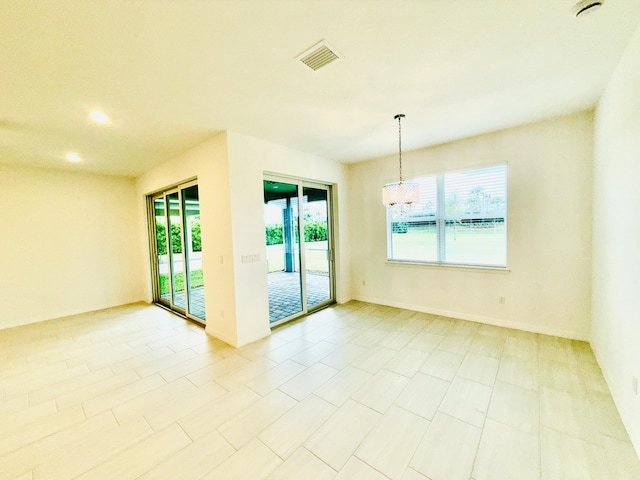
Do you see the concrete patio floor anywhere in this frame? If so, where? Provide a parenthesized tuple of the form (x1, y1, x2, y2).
(160, 272, 331, 325)
(268, 271, 331, 323)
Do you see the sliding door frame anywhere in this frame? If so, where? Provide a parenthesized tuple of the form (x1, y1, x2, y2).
(147, 178, 204, 325)
(264, 174, 336, 328)
(302, 181, 335, 313)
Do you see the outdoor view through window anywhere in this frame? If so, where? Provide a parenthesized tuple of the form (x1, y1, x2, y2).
(387, 165, 507, 267)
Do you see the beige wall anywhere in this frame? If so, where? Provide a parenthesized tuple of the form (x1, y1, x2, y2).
(348, 111, 594, 340)
(226, 130, 351, 304)
(592, 24, 640, 455)
(223, 131, 351, 345)
(0, 164, 144, 329)
(135, 132, 240, 344)
(136, 131, 350, 347)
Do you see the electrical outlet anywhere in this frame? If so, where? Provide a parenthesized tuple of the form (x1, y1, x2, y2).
(633, 377, 639, 396)
(362, 280, 366, 286)
(499, 296, 506, 304)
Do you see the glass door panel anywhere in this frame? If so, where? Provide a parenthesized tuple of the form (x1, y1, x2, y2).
(166, 192, 186, 313)
(264, 180, 303, 324)
(264, 177, 334, 327)
(182, 185, 206, 321)
(303, 186, 332, 309)
(154, 197, 171, 306)
(149, 181, 206, 324)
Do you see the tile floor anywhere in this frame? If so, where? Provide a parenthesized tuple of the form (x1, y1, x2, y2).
(1, 301, 639, 480)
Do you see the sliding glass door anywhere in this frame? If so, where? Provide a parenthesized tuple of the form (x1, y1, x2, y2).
(182, 185, 205, 320)
(303, 186, 332, 310)
(166, 192, 185, 312)
(153, 197, 171, 305)
(150, 181, 206, 324)
(264, 177, 334, 326)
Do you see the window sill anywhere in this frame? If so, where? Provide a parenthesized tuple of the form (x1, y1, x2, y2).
(385, 260, 511, 274)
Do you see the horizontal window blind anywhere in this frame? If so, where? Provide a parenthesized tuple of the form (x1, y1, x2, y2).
(388, 165, 507, 267)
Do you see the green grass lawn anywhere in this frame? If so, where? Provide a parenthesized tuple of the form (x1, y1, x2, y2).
(160, 242, 328, 295)
(391, 223, 506, 266)
(267, 241, 329, 274)
(159, 269, 204, 295)
(159, 228, 502, 295)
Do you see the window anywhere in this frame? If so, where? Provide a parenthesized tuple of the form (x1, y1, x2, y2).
(387, 165, 507, 267)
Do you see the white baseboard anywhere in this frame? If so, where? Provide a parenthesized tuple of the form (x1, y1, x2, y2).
(204, 325, 239, 347)
(590, 343, 640, 459)
(1, 298, 149, 332)
(237, 328, 272, 348)
(352, 295, 590, 341)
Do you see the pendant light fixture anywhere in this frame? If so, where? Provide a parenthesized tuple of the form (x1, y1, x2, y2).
(382, 114, 420, 212)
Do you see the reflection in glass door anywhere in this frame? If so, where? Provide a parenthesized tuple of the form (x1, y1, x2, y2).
(154, 197, 170, 306)
(149, 181, 206, 323)
(182, 185, 206, 321)
(264, 178, 334, 326)
(303, 186, 331, 309)
(167, 192, 185, 313)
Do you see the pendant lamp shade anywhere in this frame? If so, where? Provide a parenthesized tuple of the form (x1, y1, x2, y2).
(382, 181, 420, 205)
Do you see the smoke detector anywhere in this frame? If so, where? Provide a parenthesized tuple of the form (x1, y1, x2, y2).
(573, 0, 603, 17)
(295, 40, 342, 71)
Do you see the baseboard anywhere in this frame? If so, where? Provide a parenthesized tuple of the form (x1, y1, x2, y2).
(204, 325, 239, 347)
(1, 299, 148, 332)
(352, 294, 590, 341)
(590, 343, 640, 459)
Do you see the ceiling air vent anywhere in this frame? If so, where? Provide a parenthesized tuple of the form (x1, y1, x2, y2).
(296, 40, 341, 71)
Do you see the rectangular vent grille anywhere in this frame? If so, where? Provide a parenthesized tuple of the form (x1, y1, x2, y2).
(296, 40, 341, 71)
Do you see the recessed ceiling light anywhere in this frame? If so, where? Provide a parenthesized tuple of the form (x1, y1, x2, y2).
(89, 110, 110, 124)
(66, 152, 82, 163)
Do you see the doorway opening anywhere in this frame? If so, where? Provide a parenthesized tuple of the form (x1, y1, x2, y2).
(263, 177, 335, 327)
(148, 180, 206, 324)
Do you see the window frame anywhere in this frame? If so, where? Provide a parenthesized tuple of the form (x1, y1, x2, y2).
(386, 164, 508, 269)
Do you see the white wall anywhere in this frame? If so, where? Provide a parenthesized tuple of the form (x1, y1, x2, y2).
(349, 111, 593, 340)
(226, 129, 351, 301)
(592, 24, 640, 455)
(0, 164, 144, 329)
(136, 131, 350, 347)
(135, 133, 241, 344)
(224, 131, 350, 345)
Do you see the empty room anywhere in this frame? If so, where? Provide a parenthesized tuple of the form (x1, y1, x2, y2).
(1, 1, 640, 479)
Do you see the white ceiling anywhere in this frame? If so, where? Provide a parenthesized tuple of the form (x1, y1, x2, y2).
(1, 0, 639, 177)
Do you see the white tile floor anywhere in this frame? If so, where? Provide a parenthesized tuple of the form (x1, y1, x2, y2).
(1, 301, 639, 480)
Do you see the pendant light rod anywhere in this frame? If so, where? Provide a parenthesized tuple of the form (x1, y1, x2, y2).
(395, 114, 405, 183)
(382, 113, 418, 207)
